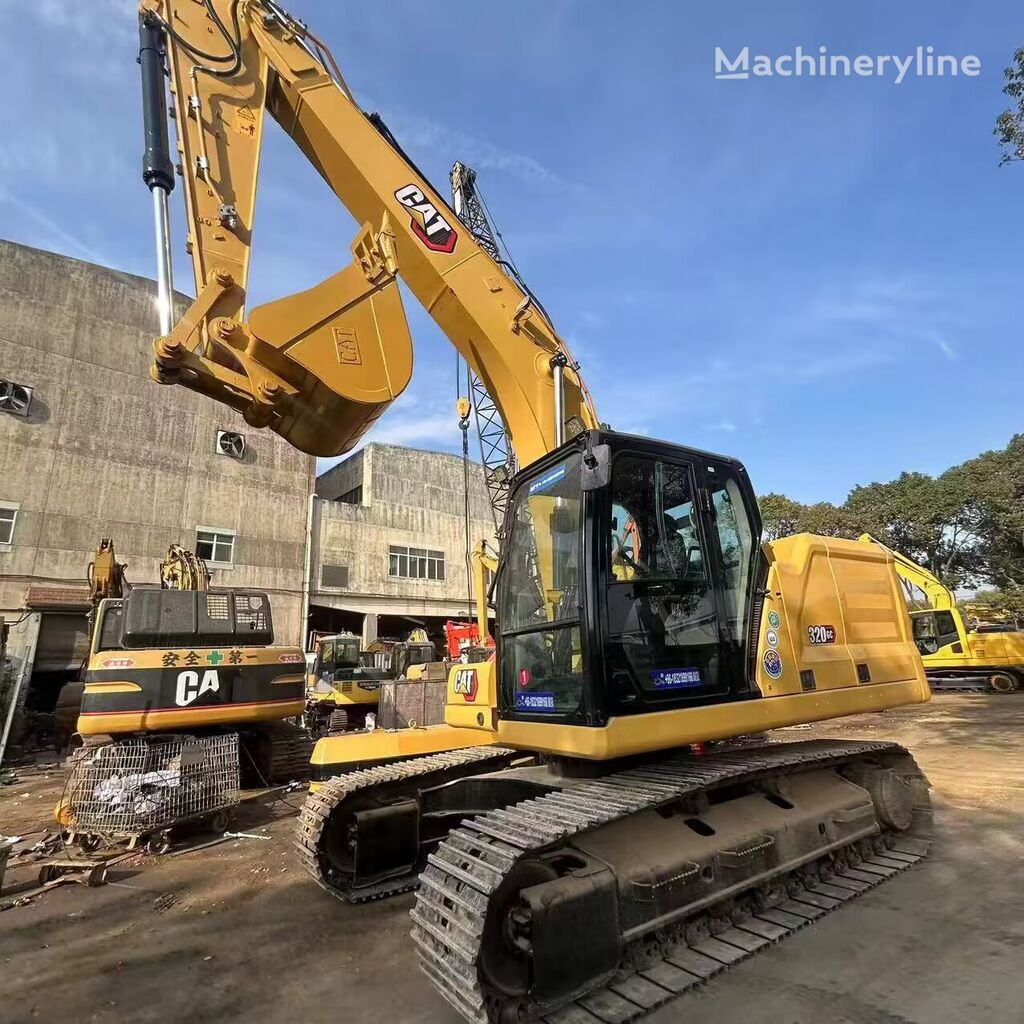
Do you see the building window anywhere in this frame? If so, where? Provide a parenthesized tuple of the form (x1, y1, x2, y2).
(0, 502, 18, 545)
(389, 545, 444, 581)
(196, 527, 235, 565)
(337, 486, 362, 505)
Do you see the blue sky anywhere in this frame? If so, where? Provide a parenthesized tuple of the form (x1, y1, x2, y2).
(2, 2, 1021, 502)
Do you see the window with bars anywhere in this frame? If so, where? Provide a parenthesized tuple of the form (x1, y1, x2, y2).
(0, 502, 18, 545)
(388, 545, 445, 581)
(196, 528, 235, 565)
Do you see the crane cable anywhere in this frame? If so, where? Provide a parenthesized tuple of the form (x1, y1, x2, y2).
(472, 175, 596, 421)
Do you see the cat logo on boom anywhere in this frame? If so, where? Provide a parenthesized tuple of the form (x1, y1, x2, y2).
(394, 184, 458, 253)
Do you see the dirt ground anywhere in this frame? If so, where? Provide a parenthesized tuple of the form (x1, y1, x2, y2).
(2, 695, 1023, 1024)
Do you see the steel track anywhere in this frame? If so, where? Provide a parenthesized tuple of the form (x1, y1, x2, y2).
(930, 683, 1017, 694)
(410, 739, 933, 1024)
(294, 745, 519, 903)
(262, 722, 314, 784)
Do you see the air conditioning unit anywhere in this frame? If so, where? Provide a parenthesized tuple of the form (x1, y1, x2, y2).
(0, 379, 32, 417)
(216, 430, 245, 459)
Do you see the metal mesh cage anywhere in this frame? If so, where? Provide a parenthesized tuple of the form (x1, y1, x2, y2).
(64, 734, 239, 838)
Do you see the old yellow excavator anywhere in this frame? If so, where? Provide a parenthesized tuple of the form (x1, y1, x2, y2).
(58, 539, 310, 782)
(139, 3, 932, 1019)
(860, 535, 1024, 693)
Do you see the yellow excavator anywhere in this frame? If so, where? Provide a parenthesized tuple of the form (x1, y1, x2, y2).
(139, 3, 932, 1018)
(59, 539, 310, 782)
(303, 632, 384, 737)
(860, 535, 1024, 693)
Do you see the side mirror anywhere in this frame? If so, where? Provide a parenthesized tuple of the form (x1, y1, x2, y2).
(581, 443, 611, 491)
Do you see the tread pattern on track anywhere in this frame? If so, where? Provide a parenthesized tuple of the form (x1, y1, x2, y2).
(410, 739, 933, 1024)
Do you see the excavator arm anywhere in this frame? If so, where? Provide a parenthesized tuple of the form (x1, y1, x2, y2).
(140, 0, 597, 466)
(89, 539, 127, 604)
(858, 533, 957, 611)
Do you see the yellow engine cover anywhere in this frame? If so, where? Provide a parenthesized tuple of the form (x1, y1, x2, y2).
(755, 533, 927, 698)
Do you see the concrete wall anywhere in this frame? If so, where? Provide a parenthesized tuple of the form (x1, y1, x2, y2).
(312, 443, 497, 624)
(0, 240, 315, 653)
(317, 448, 364, 501)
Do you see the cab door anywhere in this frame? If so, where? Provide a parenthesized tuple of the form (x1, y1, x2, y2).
(699, 458, 762, 699)
(602, 451, 731, 714)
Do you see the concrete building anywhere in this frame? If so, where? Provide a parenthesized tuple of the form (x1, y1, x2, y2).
(311, 443, 497, 646)
(0, 240, 315, 722)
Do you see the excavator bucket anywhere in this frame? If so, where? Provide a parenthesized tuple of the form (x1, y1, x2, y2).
(151, 240, 414, 458)
(141, 0, 413, 458)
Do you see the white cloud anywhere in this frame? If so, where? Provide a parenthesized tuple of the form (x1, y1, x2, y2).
(0, 183, 109, 265)
(919, 328, 955, 360)
(791, 349, 894, 379)
(374, 106, 587, 197)
(370, 411, 462, 448)
(33, 0, 136, 34)
(806, 276, 957, 360)
(314, 390, 463, 476)
(577, 310, 606, 330)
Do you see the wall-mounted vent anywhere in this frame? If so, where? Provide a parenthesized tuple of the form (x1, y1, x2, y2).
(321, 564, 350, 589)
(216, 430, 245, 459)
(0, 379, 32, 417)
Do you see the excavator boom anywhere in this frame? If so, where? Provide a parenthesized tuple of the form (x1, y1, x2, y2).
(858, 533, 956, 610)
(140, 0, 596, 466)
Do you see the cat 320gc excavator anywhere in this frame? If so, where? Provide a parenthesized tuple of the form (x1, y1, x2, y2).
(138, 3, 932, 1019)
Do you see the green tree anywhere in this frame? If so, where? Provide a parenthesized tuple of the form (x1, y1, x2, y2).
(844, 471, 984, 588)
(756, 435, 1022, 594)
(995, 47, 1024, 165)
(956, 434, 1024, 590)
(758, 494, 860, 541)
(758, 493, 803, 540)
(798, 501, 859, 539)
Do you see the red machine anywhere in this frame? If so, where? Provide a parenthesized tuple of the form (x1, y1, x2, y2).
(443, 620, 494, 661)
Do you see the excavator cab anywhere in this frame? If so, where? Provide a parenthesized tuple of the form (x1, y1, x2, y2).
(496, 430, 764, 728)
(910, 608, 963, 656)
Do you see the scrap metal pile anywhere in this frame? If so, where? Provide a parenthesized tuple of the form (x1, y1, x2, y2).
(60, 734, 239, 847)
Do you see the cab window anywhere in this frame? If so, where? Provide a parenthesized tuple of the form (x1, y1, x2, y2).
(498, 454, 586, 717)
(335, 640, 360, 669)
(708, 467, 756, 643)
(96, 605, 124, 652)
(912, 611, 960, 653)
(318, 640, 335, 675)
(933, 611, 961, 647)
(604, 455, 725, 707)
(608, 459, 706, 582)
